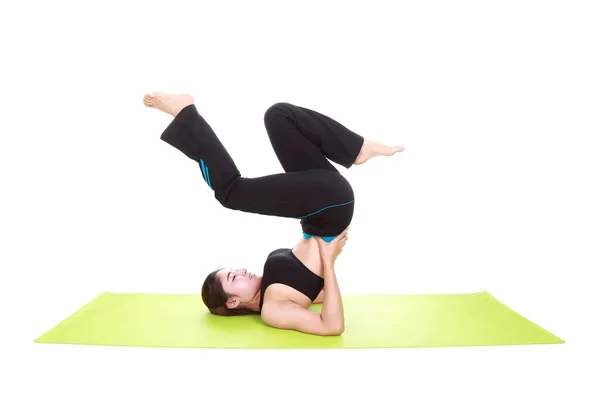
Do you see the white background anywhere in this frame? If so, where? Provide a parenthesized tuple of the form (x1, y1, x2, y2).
(2, 0, 599, 398)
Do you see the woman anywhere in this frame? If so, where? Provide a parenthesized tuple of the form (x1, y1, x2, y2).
(143, 92, 404, 336)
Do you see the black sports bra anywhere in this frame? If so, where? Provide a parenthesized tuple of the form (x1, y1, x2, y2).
(259, 248, 324, 311)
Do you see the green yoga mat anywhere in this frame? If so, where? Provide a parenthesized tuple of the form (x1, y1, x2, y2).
(34, 290, 564, 349)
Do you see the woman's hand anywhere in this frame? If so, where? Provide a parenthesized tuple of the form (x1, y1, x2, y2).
(316, 225, 350, 267)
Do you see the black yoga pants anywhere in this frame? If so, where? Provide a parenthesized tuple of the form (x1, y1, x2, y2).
(159, 102, 365, 241)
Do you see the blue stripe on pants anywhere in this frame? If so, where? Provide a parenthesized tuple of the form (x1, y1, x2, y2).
(200, 159, 213, 190)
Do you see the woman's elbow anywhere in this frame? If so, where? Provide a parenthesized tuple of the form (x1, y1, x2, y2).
(327, 324, 345, 336)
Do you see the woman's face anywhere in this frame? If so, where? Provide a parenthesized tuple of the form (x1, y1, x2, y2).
(217, 268, 261, 309)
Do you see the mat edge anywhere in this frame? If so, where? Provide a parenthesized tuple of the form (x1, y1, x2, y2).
(481, 290, 565, 343)
(33, 292, 112, 343)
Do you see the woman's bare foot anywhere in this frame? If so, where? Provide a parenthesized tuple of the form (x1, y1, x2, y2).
(143, 93, 195, 117)
(353, 140, 404, 166)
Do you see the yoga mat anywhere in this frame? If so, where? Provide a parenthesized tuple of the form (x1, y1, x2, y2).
(34, 290, 564, 349)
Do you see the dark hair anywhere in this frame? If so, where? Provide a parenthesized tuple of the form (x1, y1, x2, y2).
(201, 268, 260, 316)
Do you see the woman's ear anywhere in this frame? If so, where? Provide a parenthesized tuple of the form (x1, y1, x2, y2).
(226, 297, 240, 309)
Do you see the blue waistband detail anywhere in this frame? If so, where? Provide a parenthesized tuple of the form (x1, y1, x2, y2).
(303, 233, 338, 242)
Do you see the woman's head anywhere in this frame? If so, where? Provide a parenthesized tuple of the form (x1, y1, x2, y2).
(201, 267, 262, 316)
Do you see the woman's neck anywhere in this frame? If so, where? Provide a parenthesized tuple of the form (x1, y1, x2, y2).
(246, 290, 262, 313)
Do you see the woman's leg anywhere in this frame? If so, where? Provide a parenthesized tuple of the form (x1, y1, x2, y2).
(263, 102, 365, 173)
(153, 96, 353, 236)
(264, 102, 405, 170)
(263, 102, 366, 240)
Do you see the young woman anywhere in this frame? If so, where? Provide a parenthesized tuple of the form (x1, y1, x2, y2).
(143, 93, 404, 336)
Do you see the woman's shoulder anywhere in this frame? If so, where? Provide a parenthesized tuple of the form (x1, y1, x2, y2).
(260, 295, 307, 319)
(260, 282, 314, 313)
(260, 297, 338, 336)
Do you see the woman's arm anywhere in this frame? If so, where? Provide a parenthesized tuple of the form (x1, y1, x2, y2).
(261, 261, 344, 336)
(311, 227, 348, 331)
(319, 261, 344, 332)
(262, 229, 348, 335)
(311, 236, 327, 304)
